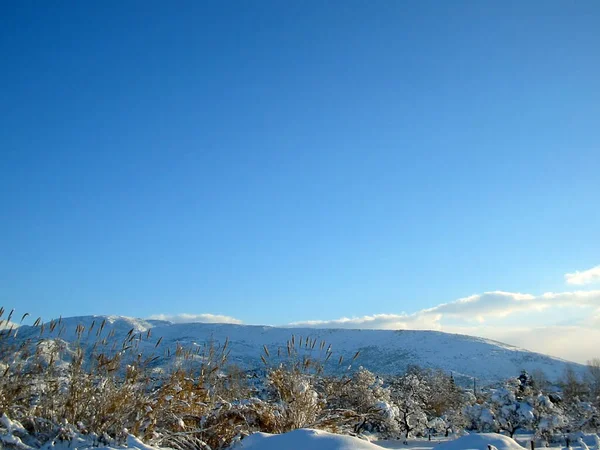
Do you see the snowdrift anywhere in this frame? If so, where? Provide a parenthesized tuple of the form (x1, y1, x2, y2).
(232, 428, 384, 450)
(434, 433, 526, 450)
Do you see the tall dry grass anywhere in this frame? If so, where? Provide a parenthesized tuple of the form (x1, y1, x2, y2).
(0, 308, 360, 449)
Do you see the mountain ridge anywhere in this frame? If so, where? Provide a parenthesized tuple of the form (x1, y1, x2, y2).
(6, 314, 585, 385)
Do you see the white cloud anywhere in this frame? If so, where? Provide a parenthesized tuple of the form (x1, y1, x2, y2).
(148, 313, 242, 325)
(433, 290, 600, 320)
(286, 290, 600, 363)
(144, 285, 600, 363)
(444, 325, 600, 364)
(294, 290, 600, 330)
(424, 291, 540, 319)
(289, 312, 442, 330)
(565, 265, 600, 285)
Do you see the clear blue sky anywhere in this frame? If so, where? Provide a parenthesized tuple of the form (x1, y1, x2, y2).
(1, 1, 599, 325)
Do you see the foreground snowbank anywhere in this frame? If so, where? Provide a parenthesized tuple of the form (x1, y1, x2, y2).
(1, 414, 162, 450)
(38, 435, 159, 450)
(231, 428, 385, 450)
(435, 433, 526, 450)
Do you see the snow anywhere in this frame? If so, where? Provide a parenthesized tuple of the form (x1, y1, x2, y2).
(35, 434, 163, 450)
(231, 428, 385, 450)
(0, 414, 31, 450)
(1, 414, 28, 436)
(230, 431, 546, 450)
(0, 430, 164, 450)
(433, 433, 526, 450)
(578, 437, 590, 450)
(9, 315, 587, 384)
(0, 413, 164, 450)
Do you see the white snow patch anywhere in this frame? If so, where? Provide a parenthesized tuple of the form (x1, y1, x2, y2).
(434, 433, 526, 450)
(232, 428, 385, 450)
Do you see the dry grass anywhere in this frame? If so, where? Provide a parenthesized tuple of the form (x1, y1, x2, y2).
(0, 308, 363, 449)
(0, 309, 242, 448)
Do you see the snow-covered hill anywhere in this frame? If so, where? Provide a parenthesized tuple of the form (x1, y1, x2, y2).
(5, 315, 586, 385)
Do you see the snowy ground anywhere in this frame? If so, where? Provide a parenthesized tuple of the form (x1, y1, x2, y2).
(231, 428, 384, 449)
(230, 429, 600, 450)
(376, 436, 451, 449)
(231, 430, 532, 450)
(378, 433, 599, 450)
(4, 426, 599, 450)
(3, 412, 598, 450)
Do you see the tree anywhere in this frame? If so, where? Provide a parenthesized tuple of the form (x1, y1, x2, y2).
(419, 369, 467, 437)
(532, 393, 567, 443)
(389, 372, 430, 439)
(429, 409, 468, 438)
(586, 359, 600, 408)
(562, 398, 599, 433)
(425, 369, 465, 417)
(561, 366, 589, 405)
(463, 401, 497, 433)
(530, 369, 550, 393)
(490, 378, 535, 438)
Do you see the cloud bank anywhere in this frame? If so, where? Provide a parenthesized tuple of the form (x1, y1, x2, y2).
(291, 290, 600, 329)
(289, 289, 600, 363)
(149, 265, 600, 363)
(443, 325, 600, 365)
(565, 265, 600, 285)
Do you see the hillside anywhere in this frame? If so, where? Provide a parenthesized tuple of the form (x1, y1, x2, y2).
(5, 315, 586, 385)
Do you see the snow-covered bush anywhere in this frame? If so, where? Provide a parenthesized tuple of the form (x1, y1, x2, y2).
(266, 366, 323, 431)
(319, 367, 397, 435)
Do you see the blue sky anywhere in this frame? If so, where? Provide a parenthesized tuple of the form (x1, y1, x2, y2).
(1, 2, 600, 360)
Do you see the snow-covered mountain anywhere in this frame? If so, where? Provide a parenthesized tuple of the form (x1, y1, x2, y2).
(5, 315, 586, 385)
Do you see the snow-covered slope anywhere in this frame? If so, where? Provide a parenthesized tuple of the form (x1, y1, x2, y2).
(5, 315, 585, 384)
(231, 428, 384, 450)
(434, 433, 526, 450)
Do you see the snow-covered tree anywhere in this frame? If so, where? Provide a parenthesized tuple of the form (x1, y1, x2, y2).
(464, 401, 497, 433)
(439, 408, 469, 437)
(426, 416, 447, 439)
(532, 393, 568, 443)
(389, 372, 430, 439)
(425, 370, 468, 437)
(488, 375, 536, 438)
(565, 400, 599, 433)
